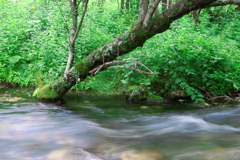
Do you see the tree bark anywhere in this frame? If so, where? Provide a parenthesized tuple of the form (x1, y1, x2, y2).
(33, 0, 240, 100)
(138, 0, 149, 22)
(125, 0, 131, 10)
(193, 9, 201, 26)
(64, 0, 78, 75)
(120, 0, 125, 13)
(64, 0, 89, 75)
(208, 0, 240, 7)
(162, 0, 168, 11)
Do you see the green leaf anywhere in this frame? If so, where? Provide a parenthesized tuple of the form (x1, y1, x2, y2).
(233, 84, 239, 90)
(186, 89, 193, 95)
(121, 80, 127, 84)
(191, 94, 196, 100)
(195, 98, 205, 102)
(8, 55, 21, 64)
(140, 81, 151, 85)
(175, 78, 182, 84)
(129, 85, 138, 91)
(197, 94, 205, 98)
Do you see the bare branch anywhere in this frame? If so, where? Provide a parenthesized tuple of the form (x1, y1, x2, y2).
(71, 0, 89, 44)
(110, 66, 158, 75)
(160, 2, 172, 7)
(138, 0, 149, 22)
(143, 0, 161, 27)
(206, 92, 234, 102)
(89, 59, 158, 76)
(213, 94, 234, 101)
(65, 0, 89, 75)
(77, 0, 81, 6)
(193, 9, 201, 26)
(73, 0, 77, 5)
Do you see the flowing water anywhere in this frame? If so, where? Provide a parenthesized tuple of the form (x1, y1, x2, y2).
(1, 88, 240, 160)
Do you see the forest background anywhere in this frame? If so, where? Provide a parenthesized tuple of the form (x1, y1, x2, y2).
(0, 0, 240, 102)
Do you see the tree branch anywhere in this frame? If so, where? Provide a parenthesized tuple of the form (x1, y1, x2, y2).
(205, 90, 235, 102)
(138, 0, 149, 22)
(212, 94, 234, 101)
(160, 2, 172, 7)
(110, 66, 158, 75)
(77, 0, 81, 6)
(89, 59, 158, 75)
(71, 0, 89, 44)
(207, 0, 240, 7)
(143, 0, 161, 27)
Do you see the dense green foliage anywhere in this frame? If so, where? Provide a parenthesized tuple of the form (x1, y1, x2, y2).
(0, 0, 129, 85)
(1, 0, 239, 101)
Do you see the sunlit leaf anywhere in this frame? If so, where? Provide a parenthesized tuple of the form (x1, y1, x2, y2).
(8, 55, 21, 64)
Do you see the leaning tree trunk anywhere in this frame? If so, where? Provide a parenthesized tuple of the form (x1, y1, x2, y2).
(33, 0, 240, 100)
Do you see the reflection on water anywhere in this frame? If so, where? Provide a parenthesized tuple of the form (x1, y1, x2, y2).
(1, 88, 240, 160)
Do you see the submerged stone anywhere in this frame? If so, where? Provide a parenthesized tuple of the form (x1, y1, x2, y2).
(167, 90, 189, 100)
(126, 88, 147, 102)
(120, 150, 164, 160)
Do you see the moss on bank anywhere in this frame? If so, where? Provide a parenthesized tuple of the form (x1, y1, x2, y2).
(147, 95, 164, 101)
(33, 84, 61, 100)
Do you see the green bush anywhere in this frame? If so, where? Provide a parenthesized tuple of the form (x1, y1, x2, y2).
(0, 1, 69, 85)
(0, 0, 131, 86)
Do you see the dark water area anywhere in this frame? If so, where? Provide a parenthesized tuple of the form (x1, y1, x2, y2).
(1, 88, 240, 160)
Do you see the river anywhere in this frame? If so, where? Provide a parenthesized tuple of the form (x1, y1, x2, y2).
(1, 88, 240, 160)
